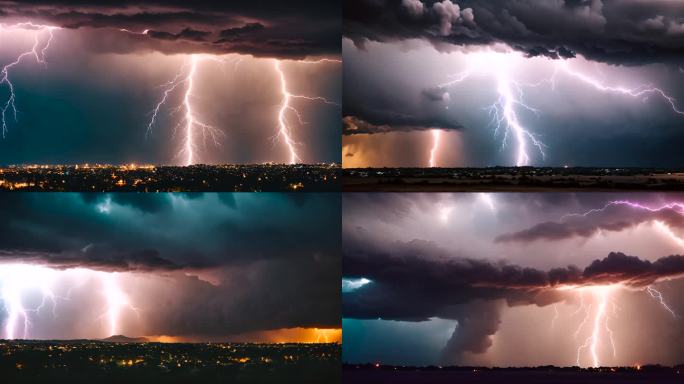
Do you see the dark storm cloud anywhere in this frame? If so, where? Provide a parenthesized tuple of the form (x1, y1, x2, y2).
(343, 115, 461, 135)
(496, 202, 684, 243)
(344, 0, 684, 65)
(0, 0, 340, 58)
(343, 230, 684, 361)
(0, 193, 341, 334)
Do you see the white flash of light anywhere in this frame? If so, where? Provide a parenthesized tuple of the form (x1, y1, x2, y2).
(573, 286, 617, 368)
(0, 23, 59, 137)
(646, 286, 678, 318)
(101, 273, 138, 337)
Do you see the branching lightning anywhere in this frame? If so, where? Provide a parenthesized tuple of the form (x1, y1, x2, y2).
(0, 22, 59, 137)
(0, 264, 138, 339)
(274, 59, 341, 164)
(435, 51, 684, 166)
(147, 54, 225, 166)
(148, 55, 339, 165)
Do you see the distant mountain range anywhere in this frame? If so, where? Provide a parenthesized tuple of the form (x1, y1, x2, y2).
(101, 335, 150, 343)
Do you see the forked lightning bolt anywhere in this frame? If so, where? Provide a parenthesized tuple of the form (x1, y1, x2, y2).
(0, 23, 59, 137)
(0, 264, 138, 339)
(435, 51, 684, 166)
(147, 54, 224, 166)
(274, 59, 340, 164)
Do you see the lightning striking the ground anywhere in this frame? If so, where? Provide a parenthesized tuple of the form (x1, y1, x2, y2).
(0, 264, 138, 339)
(147, 54, 225, 166)
(429, 129, 441, 167)
(0, 22, 59, 138)
(274, 59, 341, 164)
(147, 56, 339, 165)
(434, 50, 684, 166)
(571, 286, 617, 368)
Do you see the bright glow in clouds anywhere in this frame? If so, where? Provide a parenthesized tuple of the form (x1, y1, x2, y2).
(0, 264, 135, 339)
(0, 22, 59, 138)
(431, 49, 684, 166)
(342, 278, 371, 292)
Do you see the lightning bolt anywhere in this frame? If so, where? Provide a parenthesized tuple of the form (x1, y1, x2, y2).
(273, 59, 341, 164)
(434, 51, 683, 166)
(645, 286, 678, 318)
(146, 54, 224, 165)
(0, 264, 138, 339)
(571, 286, 617, 368)
(429, 129, 441, 167)
(556, 61, 684, 115)
(0, 22, 59, 138)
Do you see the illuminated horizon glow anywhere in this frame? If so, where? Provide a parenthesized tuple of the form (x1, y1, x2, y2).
(434, 50, 683, 167)
(0, 22, 59, 138)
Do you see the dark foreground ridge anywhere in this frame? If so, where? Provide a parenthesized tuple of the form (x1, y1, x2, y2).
(0, 163, 340, 192)
(343, 167, 684, 191)
(344, 363, 683, 384)
(0, 340, 340, 384)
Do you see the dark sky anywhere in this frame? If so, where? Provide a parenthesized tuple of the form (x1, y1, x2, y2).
(343, 193, 684, 367)
(342, 0, 684, 167)
(0, 193, 340, 341)
(0, 1, 341, 165)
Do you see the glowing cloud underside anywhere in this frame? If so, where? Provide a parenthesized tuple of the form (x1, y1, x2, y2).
(433, 51, 683, 167)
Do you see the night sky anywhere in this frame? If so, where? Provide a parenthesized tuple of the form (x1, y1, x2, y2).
(343, 193, 684, 367)
(342, 0, 684, 167)
(0, 1, 341, 165)
(0, 193, 341, 342)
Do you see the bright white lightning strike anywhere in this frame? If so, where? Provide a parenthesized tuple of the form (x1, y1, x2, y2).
(274, 59, 341, 164)
(0, 264, 137, 339)
(571, 286, 617, 368)
(147, 54, 224, 165)
(436, 51, 684, 166)
(646, 286, 677, 318)
(0, 23, 59, 138)
(429, 129, 441, 167)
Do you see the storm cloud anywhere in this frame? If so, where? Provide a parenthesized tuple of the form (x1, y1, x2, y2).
(0, 193, 341, 338)
(0, 0, 340, 59)
(344, 0, 684, 66)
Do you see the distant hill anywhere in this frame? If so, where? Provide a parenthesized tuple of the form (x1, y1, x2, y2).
(101, 335, 150, 343)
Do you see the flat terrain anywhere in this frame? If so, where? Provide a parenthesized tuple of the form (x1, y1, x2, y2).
(343, 167, 684, 191)
(0, 164, 340, 192)
(1, 340, 340, 383)
(344, 364, 683, 384)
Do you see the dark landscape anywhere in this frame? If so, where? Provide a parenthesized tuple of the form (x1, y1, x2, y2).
(343, 167, 684, 191)
(1, 339, 341, 384)
(0, 164, 340, 192)
(343, 363, 683, 384)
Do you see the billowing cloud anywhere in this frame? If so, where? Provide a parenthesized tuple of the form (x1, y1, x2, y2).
(0, 1, 340, 59)
(496, 202, 684, 243)
(344, 0, 684, 65)
(0, 193, 341, 337)
(343, 230, 684, 362)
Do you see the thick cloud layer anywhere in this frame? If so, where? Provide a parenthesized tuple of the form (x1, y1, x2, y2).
(342, 194, 684, 364)
(0, 193, 341, 337)
(497, 202, 684, 243)
(344, 0, 684, 65)
(0, 0, 340, 59)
